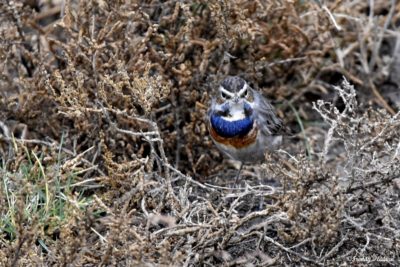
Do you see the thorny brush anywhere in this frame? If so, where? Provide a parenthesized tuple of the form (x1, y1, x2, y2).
(0, 0, 400, 266)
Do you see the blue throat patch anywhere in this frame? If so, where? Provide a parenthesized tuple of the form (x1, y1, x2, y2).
(210, 113, 254, 138)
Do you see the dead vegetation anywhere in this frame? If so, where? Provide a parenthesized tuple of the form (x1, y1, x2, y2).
(0, 0, 399, 266)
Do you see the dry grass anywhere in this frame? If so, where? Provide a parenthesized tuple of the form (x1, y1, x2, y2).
(1, 0, 399, 266)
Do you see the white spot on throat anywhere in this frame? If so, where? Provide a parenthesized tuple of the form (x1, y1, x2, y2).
(222, 104, 246, 121)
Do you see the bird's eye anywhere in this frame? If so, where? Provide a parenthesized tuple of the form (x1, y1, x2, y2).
(243, 89, 248, 97)
(221, 92, 229, 99)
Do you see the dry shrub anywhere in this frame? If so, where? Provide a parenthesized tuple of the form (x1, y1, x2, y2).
(1, 0, 399, 266)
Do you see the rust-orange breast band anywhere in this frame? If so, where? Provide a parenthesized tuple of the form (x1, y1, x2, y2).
(209, 122, 258, 149)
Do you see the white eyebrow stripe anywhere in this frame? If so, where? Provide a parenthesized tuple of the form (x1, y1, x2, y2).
(238, 83, 248, 96)
(219, 86, 235, 97)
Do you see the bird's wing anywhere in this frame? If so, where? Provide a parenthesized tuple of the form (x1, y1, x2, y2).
(252, 90, 284, 136)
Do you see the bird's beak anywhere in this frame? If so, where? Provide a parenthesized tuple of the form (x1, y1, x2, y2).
(233, 94, 239, 103)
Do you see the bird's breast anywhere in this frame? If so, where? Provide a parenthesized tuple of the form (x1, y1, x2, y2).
(209, 114, 258, 149)
(210, 114, 254, 137)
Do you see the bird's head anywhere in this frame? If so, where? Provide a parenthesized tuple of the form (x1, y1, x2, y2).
(215, 76, 254, 120)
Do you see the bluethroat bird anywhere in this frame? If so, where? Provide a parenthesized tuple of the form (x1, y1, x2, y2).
(208, 76, 283, 181)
